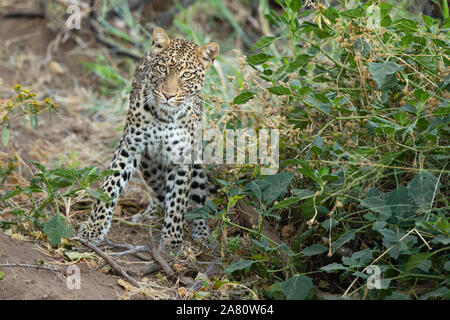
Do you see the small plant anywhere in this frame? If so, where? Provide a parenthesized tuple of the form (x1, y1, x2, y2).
(1, 84, 59, 147)
(1, 162, 115, 246)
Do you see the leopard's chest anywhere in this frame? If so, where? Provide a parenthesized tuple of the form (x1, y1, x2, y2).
(145, 123, 193, 165)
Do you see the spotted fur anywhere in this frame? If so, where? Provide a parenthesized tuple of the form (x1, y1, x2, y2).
(78, 28, 219, 246)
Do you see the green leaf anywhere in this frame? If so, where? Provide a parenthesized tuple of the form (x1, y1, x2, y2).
(414, 89, 430, 105)
(353, 38, 371, 58)
(289, 0, 302, 11)
(185, 206, 214, 220)
(333, 229, 356, 251)
(280, 275, 313, 300)
(341, 7, 364, 18)
(86, 189, 112, 204)
(407, 171, 439, 212)
(251, 36, 277, 51)
(320, 262, 348, 272)
(394, 18, 418, 32)
(32, 161, 48, 174)
(1, 126, 10, 147)
(360, 196, 392, 220)
(342, 249, 373, 267)
(420, 287, 450, 300)
(0, 270, 4, 280)
(247, 53, 273, 65)
(372, 221, 387, 231)
(378, 228, 399, 248)
(368, 61, 403, 89)
(442, 17, 450, 29)
(247, 180, 262, 203)
(386, 292, 411, 300)
(291, 189, 315, 200)
(43, 214, 73, 246)
(286, 54, 312, 72)
(384, 186, 416, 219)
(232, 91, 255, 105)
(1, 189, 22, 201)
(260, 172, 294, 205)
(379, 3, 393, 17)
(267, 85, 291, 95)
(380, 15, 392, 27)
(444, 261, 450, 271)
(301, 244, 328, 256)
(406, 252, 433, 272)
(272, 197, 301, 209)
(310, 135, 324, 155)
(224, 259, 257, 274)
(298, 86, 312, 96)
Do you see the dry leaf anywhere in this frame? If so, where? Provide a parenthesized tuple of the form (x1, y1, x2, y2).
(177, 287, 188, 298)
(281, 224, 294, 239)
(49, 61, 65, 75)
(117, 278, 133, 291)
(11, 233, 29, 242)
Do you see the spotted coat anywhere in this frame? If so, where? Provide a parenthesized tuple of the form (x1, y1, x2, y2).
(78, 28, 219, 246)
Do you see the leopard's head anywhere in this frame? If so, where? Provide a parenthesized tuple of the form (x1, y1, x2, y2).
(148, 27, 219, 107)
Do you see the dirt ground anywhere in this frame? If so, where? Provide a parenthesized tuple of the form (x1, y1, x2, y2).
(0, 230, 121, 299)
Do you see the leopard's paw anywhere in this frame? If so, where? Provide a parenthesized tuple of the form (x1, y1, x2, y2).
(77, 221, 105, 245)
(191, 219, 210, 244)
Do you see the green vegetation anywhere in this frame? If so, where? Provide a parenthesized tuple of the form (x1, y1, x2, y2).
(192, 0, 450, 300)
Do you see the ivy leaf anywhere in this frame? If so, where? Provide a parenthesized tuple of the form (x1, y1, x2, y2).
(406, 252, 433, 272)
(291, 189, 316, 200)
(368, 61, 403, 89)
(43, 214, 73, 246)
(342, 249, 373, 267)
(224, 259, 257, 274)
(360, 196, 392, 220)
(320, 263, 348, 272)
(407, 171, 439, 212)
(260, 172, 294, 205)
(384, 186, 416, 219)
(301, 244, 328, 256)
(333, 229, 356, 252)
(280, 275, 313, 300)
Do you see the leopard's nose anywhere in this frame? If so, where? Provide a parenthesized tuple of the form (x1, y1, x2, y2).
(164, 92, 176, 100)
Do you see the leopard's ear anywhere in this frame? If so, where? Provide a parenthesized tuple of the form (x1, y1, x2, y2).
(197, 42, 220, 69)
(152, 27, 170, 55)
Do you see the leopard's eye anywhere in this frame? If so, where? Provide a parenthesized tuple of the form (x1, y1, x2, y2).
(182, 71, 192, 79)
(158, 65, 167, 73)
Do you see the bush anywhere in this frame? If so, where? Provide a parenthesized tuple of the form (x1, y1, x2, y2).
(202, 0, 449, 300)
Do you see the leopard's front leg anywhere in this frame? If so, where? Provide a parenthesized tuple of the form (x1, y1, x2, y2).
(160, 164, 192, 247)
(78, 126, 148, 244)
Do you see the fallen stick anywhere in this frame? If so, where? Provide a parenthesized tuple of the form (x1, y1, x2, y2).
(127, 262, 162, 277)
(147, 238, 174, 278)
(74, 237, 141, 288)
(0, 261, 64, 277)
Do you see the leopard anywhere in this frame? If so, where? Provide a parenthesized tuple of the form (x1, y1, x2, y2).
(77, 27, 219, 247)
